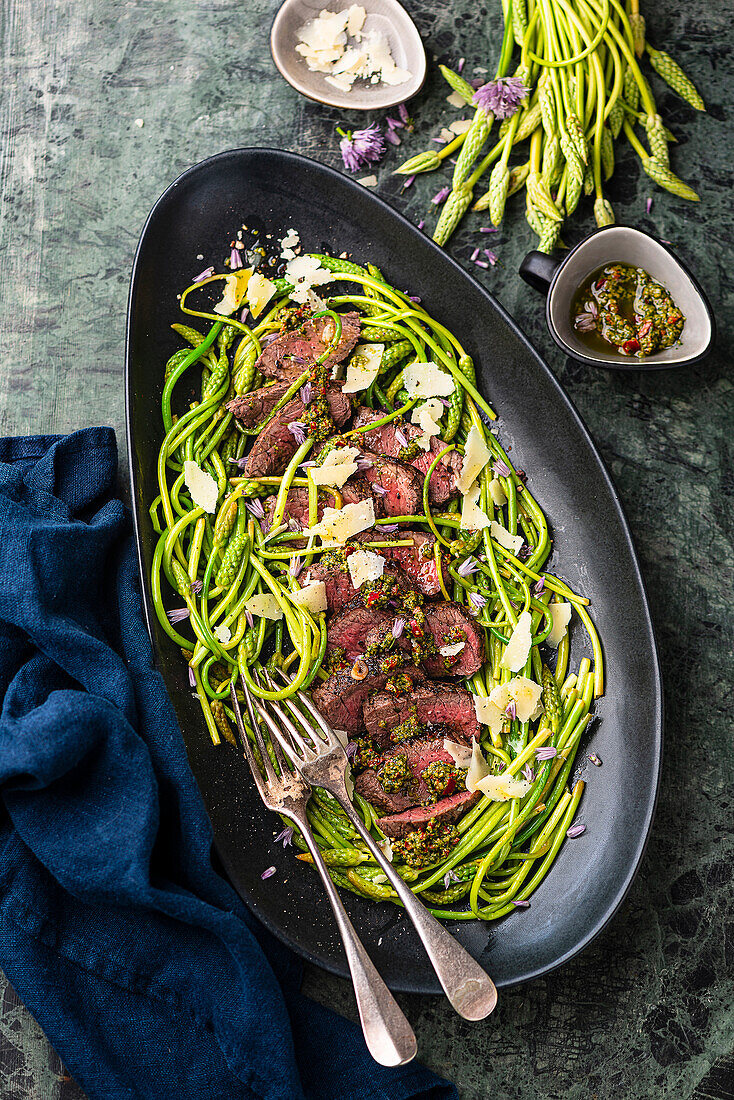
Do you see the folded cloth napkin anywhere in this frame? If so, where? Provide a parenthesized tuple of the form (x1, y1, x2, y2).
(0, 428, 457, 1100)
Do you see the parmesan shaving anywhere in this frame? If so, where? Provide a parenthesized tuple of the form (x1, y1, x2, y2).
(402, 361, 455, 399)
(213, 623, 231, 645)
(500, 610, 533, 672)
(183, 460, 219, 514)
(285, 255, 332, 305)
(245, 593, 283, 622)
(457, 425, 491, 494)
(547, 601, 572, 647)
(357, 174, 378, 187)
(348, 548, 385, 588)
(295, 7, 411, 93)
(246, 272, 276, 318)
(489, 676, 542, 722)
(449, 118, 472, 135)
(411, 398, 444, 450)
(476, 773, 531, 801)
(443, 738, 473, 768)
(307, 498, 375, 543)
(439, 641, 465, 657)
(488, 477, 507, 506)
(213, 269, 251, 315)
(290, 581, 328, 614)
(343, 344, 384, 393)
(490, 520, 524, 555)
(309, 446, 360, 488)
(466, 740, 491, 793)
(473, 694, 505, 736)
(447, 90, 466, 107)
(460, 481, 490, 531)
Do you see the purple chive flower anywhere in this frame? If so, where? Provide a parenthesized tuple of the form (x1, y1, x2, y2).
(288, 421, 307, 445)
(408, 294, 421, 303)
(457, 57, 465, 73)
(417, 219, 425, 230)
(432, 186, 450, 205)
(386, 115, 403, 130)
(470, 247, 480, 261)
(339, 123, 386, 172)
(522, 763, 534, 783)
(432, 136, 447, 145)
(372, 484, 387, 496)
(536, 746, 558, 760)
(457, 556, 479, 577)
(188, 666, 196, 688)
(398, 103, 411, 126)
(230, 247, 243, 270)
(380, 522, 400, 532)
(505, 701, 517, 720)
(245, 609, 254, 629)
(240, 306, 249, 323)
(192, 266, 215, 283)
(574, 312, 597, 332)
(474, 260, 489, 269)
(392, 617, 406, 638)
(443, 869, 460, 888)
(386, 129, 401, 147)
(261, 331, 280, 347)
(300, 382, 312, 405)
(288, 516, 303, 532)
(402, 174, 416, 189)
(395, 428, 408, 448)
(472, 77, 529, 119)
(518, 544, 530, 559)
(229, 456, 248, 470)
(274, 826, 294, 847)
(646, 196, 653, 214)
(588, 753, 603, 767)
(484, 249, 498, 266)
(245, 497, 265, 519)
(190, 579, 203, 596)
(493, 459, 511, 478)
(289, 556, 303, 578)
(355, 457, 373, 472)
(469, 592, 486, 612)
(261, 866, 277, 880)
(470, 77, 484, 89)
(532, 577, 545, 596)
(167, 607, 189, 624)
(512, 899, 530, 908)
(566, 823, 586, 838)
(345, 741, 358, 760)
(480, 226, 498, 234)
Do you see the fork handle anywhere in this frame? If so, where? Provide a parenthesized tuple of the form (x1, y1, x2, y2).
(292, 811, 417, 1066)
(325, 789, 498, 1021)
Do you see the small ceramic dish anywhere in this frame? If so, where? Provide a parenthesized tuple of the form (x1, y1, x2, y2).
(270, 0, 426, 111)
(519, 225, 715, 370)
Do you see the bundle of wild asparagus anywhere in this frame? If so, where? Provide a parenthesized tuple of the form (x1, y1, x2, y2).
(395, 0, 705, 252)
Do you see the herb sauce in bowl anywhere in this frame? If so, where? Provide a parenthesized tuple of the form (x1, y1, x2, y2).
(571, 263, 685, 358)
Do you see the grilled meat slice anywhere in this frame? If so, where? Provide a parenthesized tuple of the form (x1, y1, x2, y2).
(325, 604, 394, 663)
(243, 385, 351, 478)
(226, 382, 290, 428)
(349, 529, 448, 599)
(305, 555, 416, 616)
(376, 791, 480, 839)
(256, 311, 361, 381)
(364, 680, 480, 750)
(356, 451, 423, 518)
(313, 665, 424, 736)
(423, 602, 485, 678)
(355, 737, 463, 814)
(352, 408, 462, 505)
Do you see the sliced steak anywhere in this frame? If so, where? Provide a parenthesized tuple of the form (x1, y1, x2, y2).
(340, 473, 387, 517)
(364, 680, 480, 750)
(313, 665, 424, 736)
(255, 311, 361, 381)
(353, 408, 462, 505)
(357, 451, 423, 517)
(377, 791, 480, 839)
(243, 385, 351, 478)
(325, 604, 393, 662)
(226, 382, 290, 428)
(306, 554, 417, 616)
(261, 488, 322, 534)
(355, 737, 463, 815)
(349, 529, 448, 598)
(423, 602, 485, 678)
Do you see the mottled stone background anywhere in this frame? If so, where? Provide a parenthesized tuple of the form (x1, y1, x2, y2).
(1, 0, 733, 1097)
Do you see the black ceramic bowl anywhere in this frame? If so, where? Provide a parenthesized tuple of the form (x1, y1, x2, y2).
(520, 225, 715, 370)
(126, 149, 663, 993)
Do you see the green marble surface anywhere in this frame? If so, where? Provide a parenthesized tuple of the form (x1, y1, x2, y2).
(1, 0, 733, 1096)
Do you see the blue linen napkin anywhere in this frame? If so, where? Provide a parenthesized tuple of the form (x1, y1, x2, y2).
(0, 428, 457, 1100)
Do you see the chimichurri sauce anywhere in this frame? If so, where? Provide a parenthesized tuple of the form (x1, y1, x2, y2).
(571, 263, 685, 357)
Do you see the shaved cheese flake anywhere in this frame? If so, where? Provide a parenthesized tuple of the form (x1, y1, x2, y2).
(213, 623, 231, 645)
(449, 118, 473, 135)
(245, 593, 283, 622)
(343, 343, 384, 393)
(488, 477, 507, 506)
(290, 581, 328, 614)
(295, 8, 408, 93)
(491, 675, 543, 722)
(307, 498, 375, 543)
(357, 174, 378, 187)
(213, 268, 252, 315)
(285, 255, 332, 305)
(348, 548, 385, 588)
(183, 460, 219, 513)
(402, 361, 455, 399)
(473, 694, 505, 736)
(457, 425, 491, 493)
(500, 610, 533, 672)
(411, 398, 443, 450)
(246, 273, 276, 318)
(476, 773, 531, 802)
(347, 4, 366, 35)
(490, 520, 524, 554)
(460, 481, 490, 531)
(439, 641, 465, 658)
(309, 445, 360, 487)
(547, 601, 572, 647)
(466, 740, 491, 793)
(447, 90, 466, 107)
(443, 738, 473, 768)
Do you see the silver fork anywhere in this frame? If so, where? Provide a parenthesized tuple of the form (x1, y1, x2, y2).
(230, 678, 417, 1067)
(254, 672, 499, 1021)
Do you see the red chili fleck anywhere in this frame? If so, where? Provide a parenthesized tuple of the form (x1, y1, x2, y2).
(622, 338, 640, 355)
(366, 591, 380, 607)
(638, 320, 653, 337)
